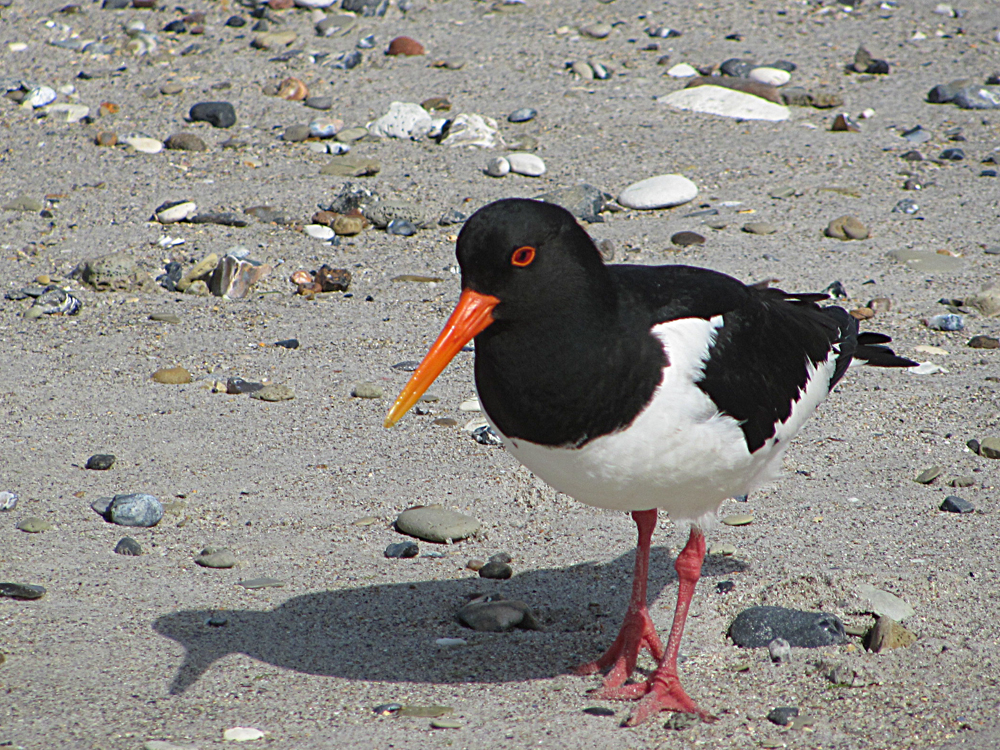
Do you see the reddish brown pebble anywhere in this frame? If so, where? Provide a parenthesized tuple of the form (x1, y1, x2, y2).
(849, 307, 875, 320)
(277, 77, 308, 101)
(132, 0, 156, 7)
(387, 36, 425, 56)
(99, 102, 119, 116)
(466, 559, 485, 572)
(95, 131, 117, 147)
(290, 270, 314, 286)
(269, 0, 294, 8)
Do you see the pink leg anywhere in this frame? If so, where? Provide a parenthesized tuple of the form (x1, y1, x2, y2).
(574, 510, 665, 696)
(625, 526, 715, 726)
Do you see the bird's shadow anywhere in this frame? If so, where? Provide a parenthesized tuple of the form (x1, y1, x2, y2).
(154, 548, 747, 694)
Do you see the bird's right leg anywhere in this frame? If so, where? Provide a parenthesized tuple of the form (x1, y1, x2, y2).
(574, 509, 665, 696)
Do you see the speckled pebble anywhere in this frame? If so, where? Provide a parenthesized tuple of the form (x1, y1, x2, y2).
(195, 547, 238, 568)
(115, 536, 143, 555)
(16, 517, 52, 533)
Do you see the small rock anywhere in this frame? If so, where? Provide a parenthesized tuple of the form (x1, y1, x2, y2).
(670, 231, 705, 246)
(115, 537, 143, 555)
(582, 706, 615, 717)
(768, 638, 791, 663)
(222, 727, 264, 742)
(742, 221, 777, 235)
(352, 383, 383, 399)
(456, 594, 541, 631)
(825, 215, 869, 240)
(856, 583, 915, 621)
(373, 703, 402, 716)
(479, 561, 513, 579)
(485, 156, 510, 177)
(915, 466, 943, 484)
(124, 136, 163, 154)
(16, 517, 52, 533)
(195, 547, 238, 568)
(864, 615, 917, 652)
(237, 577, 284, 589)
(250, 384, 295, 402)
(3, 194, 44, 212)
(189, 101, 236, 128)
(926, 314, 963, 331)
(152, 366, 192, 384)
(395, 505, 480, 543)
(767, 707, 799, 726)
(940, 495, 974, 513)
(86, 454, 116, 470)
(0, 492, 18, 511)
(831, 113, 860, 132)
(748, 67, 790, 86)
(508, 107, 537, 123)
(0, 582, 46, 600)
(106, 493, 163, 527)
(384, 541, 419, 558)
(387, 219, 417, 236)
(666, 63, 698, 78)
(658, 85, 790, 121)
(164, 133, 208, 152)
(305, 96, 333, 111)
(439, 113, 503, 149)
(155, 201, 198, 224)
(506, 152, 546, 177)
(618, 174, 698, 210)
(968, 335, 999, 349)
(430, 719, 462, 729)
(729, 606, 846, 648)
(386, 36, 425, 56)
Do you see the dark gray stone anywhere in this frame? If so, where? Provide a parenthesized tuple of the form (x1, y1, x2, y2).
(456, 595, 541, 632)
(341, 0, 389, 16)
(384, 541, 419, 558)
(0, 582, 46, 599)
(189, 101, 236, 128)
(720, 58, 754, 77)
(478, 561, 513, 579)
(940, 148, 965, 161)
(941, 496, 974, 513)
(114, 537, 143, 556)
(728, 606, 846, 648)
(86, 454, 116, 470)
(767, 706, 799, 726)
(534, 184, 614, 223)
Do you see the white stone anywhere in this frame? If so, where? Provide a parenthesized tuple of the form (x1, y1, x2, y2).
(933, 3, 955, 16)
(8, 42, 28, 52)
(307, 141, 329, 154)
(859, 108, 875, 119)
(155, 201, 197, 223)
(22, 86, 56, 108)
(125, 136, 164, 154)
(748, 67, 791, 86)
(617, 174, 698, 210)
(658, 85, 790, 122)
(295, 0, 336, 6)
(667, 63, 698, 78)
(439, 113, 503, 149)
(366, 101, 432, 140)
(911, 31, 927, 40)
(915, 345, 948, 356)
(328, 142, 350, 155)
(58, 84, 76, 96)
(507, 152, 546, 177)
(223, 727, 264, 742)
(435, 637, 468, 648)
(144, 742, 201, 750)
(46, 103, 89, 123)
(485, 156, 510, 177)
(459, 398, 481, 412)
(304, 224, 335, 240)
(910, 361, 948, 375)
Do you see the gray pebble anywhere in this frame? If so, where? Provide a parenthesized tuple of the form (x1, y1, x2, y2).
(742, 222, 777, 235)
(86, 454, 116, 470)
(478, 561, 513, 579)
(488, 552, 512, 564)
(114, 536, 143, 556)
(106, 493, 163, 527)
(207, 613, 229, 626)
(939, 148, 965, 161)
(195, 547, 238, 568)
(901, 125, 932, 143)
(387, 219, 417, 236)
(249, 384, 295, 402)
(456, 594, 541, 632)
(768, 637, 792, 662)
(508, 107, 537, 123)
(305, 96, 334, 110)
(893, 199, 919, 214)
(395, 505, 480, 543)
(16, 517, 53, 533)
(0, 491, 18, 511)
(385, 541, 419, 558)
(0, 582, 46, 600)
(940, 495, 974, 513)
(472, 425, 503, 446)
(352, 382, 384, 399)
(767, 706, 800, 726)
(237, 577, 285, 589)
(729, 606, 846, 648)
(284, 124, 311, 142)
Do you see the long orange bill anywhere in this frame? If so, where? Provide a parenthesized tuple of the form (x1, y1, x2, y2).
(384, 288, 500, 428)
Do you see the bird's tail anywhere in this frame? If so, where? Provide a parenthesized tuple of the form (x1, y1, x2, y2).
(855, 332, 918, 368)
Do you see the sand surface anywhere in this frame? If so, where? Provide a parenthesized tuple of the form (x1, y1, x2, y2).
(1, 0, 999, 748)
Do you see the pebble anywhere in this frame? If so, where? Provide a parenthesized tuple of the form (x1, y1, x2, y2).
(86, 454, 116, 470)
(397, 705, 453, 718)
(0, 491, 18, 512)
(152, 366, 192, 384)
(940, 495, 974, 513)
(352, 383, 383, 399)
(124, 136, 164, 154)
(237, 577, 284, 589)
(582, 706, 615, 717)
(373, 703, 402, 716)
(856, 583, 915, 621)
(319, 156, 380, 177)
(16, 517, 53, 533)
(305, 224, 336, 240)
(508, 107, 536, 123)
(580, 22, 612, 38)
(768, 638, 792, 663)
(748, 67, 790, 86)
(305, 96, 333, 110)
(671, 231, 704, 246)
(115, 536, 143, 555)
(24, 287, 82, 318)
(831, 113, 860, 132)
(309, 117, 343, 138)
(387, 219, 417, 236)
(728, 606, 846, 648)
(333, 216, 364, 235)
(658, 85, 790, 121)
(384, 541, 419, 558)
(222, 727, 264, 742)
(742, 222, 777, 235)
(926, 314, 963, 331)
(164, 133, 208, 152)
(485, 156, 510, 177)
(978, 437, 1000, 459)
(250, 384, 295, 402)
(721, 514, 753, 526)
(618, 174, 698, 210)
(0, 582, 46, 600)
(395, 505, 481, 543)
(23, 86, 57, 108)
(666, 63, 698, 78)
(430, 718, 462, 729)
(915, 465, 943, 484)
(367, 101, 432, 139)
(386, 36, 425, 56)
(720, 58, 754, 77)
(3, 194, 44, 212)
(507, 152, 546, 176)
(968, 335, 999, 349)
(864, 615, 917, 652)
(825, 215, 869, 240)
(189, 101, 236, 128)
(160, 82, 183, 95)
(939, 148, 965, 161)
(195, 547, 238, 568)
(901, 125, 932, 143)
(155, 201, 198, 223)
(478, 561, 513, 579)
(456, 594, 541, 631)
(767, 707, 800, 726)
(104, 493, 164, 527)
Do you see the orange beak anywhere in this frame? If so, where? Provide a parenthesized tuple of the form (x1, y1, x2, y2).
(384, 288, 500, 428)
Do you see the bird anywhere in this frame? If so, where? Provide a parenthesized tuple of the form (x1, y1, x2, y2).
(384, 197, 915, 726)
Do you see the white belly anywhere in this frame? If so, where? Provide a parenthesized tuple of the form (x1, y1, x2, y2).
(482, 317, 836, 524)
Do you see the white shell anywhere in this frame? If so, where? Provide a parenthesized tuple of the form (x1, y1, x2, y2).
(658, 85, 790, 122)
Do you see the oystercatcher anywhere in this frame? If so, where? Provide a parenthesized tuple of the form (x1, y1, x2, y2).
(384, 198, 914, 725)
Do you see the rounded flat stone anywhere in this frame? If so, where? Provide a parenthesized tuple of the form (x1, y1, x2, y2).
(195, 547, 238, 568)
(124, 136, 163, 154)
(456, 595, 541, 631)
(508, 107, 537, 123)
(16, 517, 52, 533)
(658, 85, 790, 121)
(395, 505, 480, 542)
(115, 536, 143, 555)
(729, 605, 846, 648)
(250, 384, 295, 402)
(152, 366, 192, 384)
(507, 152, 546, 177)
(0, 582, 46, 599)
(721, 514, 753, 526)
(352, 383, 384, 399)
(618, 174, 698, 210)
(189, 101, 236, 128)
(478, 561, 513, 579)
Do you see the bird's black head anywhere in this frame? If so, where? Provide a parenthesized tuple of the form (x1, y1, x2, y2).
(456, 198, 613, 322)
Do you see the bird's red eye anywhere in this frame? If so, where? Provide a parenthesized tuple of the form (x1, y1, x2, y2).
(511, 246, 536, 267)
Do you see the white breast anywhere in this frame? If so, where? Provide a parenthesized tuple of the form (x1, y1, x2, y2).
(483, 317, 838, 525)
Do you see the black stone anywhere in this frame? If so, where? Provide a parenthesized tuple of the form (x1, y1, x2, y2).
(982, 169, 999, 177)
(392, 360, 420, 372)
(478, 561, 513, 579)
(720, 58, 754, 77)
(865, 59, 890, 75)
(769, 59, 797, 72)
(102, 0, 129, 7)
(114, 536, 143, 556)
(729, 606, 846, 648)
(456, 595, 541, 632)
(224, 15, 245, 27)
(341, 0, 389, 16)
(189, 101, 236, 129)
(471, 425, 503, 446)
(274, 339, 299, 349)
(384, 541, 419, 558)
(941, 496, 974, 513)
(163, 20, 186, 33)
(940, 148, 965, 161)
(0, 582, 46, 599)
(86, 453, 116, 470)
(158, 261, 183, 291)
(716, 580, 735, 594)
(226, 377, 264, 395)
(189, 212, 250, 227)
(206, 614, 228, 627)
(767, 706, 800, 726)
(582, 706, 615, 716)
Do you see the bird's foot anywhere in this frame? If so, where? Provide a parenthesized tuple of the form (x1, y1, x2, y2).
(573, 605, 664, 691)
(623, 673, 716, 727)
